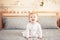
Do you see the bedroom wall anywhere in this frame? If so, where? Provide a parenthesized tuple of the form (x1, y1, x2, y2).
(0, 0, 60, 11)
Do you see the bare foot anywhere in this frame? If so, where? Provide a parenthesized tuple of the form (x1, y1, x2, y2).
(37, 37, 42, 40)
(25, 37, 29, 40)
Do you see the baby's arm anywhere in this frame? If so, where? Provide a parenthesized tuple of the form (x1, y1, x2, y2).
(22, 23, 30, 38)
(24, 23, 31, 40)
(37, 24, 42, 38)
(25, 24, 30, 38)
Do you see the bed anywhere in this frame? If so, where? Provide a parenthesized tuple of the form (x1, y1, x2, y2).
(1, 15, 60, 40)
(0, 29, 60, 40)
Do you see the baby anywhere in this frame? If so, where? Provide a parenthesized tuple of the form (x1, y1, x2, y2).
(22, 13, 42, 40)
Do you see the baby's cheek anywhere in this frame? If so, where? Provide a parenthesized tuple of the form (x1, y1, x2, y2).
(35, 18, 37, 21)
(30, 18, 32, 20)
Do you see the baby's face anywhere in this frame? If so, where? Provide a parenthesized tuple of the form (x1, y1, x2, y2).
(29, 14, 38, 23)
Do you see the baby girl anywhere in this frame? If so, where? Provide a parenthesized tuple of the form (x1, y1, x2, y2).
(22, 13, 42, 40)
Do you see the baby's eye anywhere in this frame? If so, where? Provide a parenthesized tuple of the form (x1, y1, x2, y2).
(30, 16, 32, 18)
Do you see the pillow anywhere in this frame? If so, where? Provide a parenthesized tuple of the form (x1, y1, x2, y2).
(38, 16, 58, 29)
(3, 16, 58, 30)
(3, 17, 28, 30)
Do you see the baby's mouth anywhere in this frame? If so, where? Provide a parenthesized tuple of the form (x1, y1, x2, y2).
(32, 19, 35, 21)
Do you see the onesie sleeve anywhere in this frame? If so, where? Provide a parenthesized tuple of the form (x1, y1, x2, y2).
(26, 23, 30, 31)
(37, 24, 42, 38)
(22, 23, 30, 38)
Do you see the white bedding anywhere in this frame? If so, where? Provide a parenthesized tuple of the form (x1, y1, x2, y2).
(0, 29, 60, 40)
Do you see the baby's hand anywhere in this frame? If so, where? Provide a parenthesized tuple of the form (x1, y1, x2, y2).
(25, 37, 29, 40)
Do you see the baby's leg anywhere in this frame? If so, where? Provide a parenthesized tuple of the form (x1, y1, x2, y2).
(22, 31, 30, 40)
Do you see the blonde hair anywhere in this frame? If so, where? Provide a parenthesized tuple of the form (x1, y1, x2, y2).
(29, 13, 38, 17)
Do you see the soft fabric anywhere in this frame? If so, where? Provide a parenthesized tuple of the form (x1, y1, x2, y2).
(3, 17, 28, 29)
(22, 22, 42, 38)
(38, 16, 58, 29)
(3, 16, 58, 29)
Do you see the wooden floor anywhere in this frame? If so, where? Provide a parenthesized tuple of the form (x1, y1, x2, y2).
(0, 29, 60, 40)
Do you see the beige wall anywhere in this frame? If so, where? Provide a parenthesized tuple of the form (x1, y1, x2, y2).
(0, 0, 60, 17)
(0, 0, 60, 11)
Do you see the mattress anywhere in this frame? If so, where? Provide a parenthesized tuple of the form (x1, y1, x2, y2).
(0, 29, 60, 40)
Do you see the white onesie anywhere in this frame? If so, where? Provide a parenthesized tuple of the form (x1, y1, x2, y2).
(22, 22, 42, 38)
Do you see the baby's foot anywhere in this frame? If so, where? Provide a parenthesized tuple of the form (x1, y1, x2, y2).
(26, 38, 29, 40)
(25, 37, 29, 40)
(37, 37, 42, 40)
